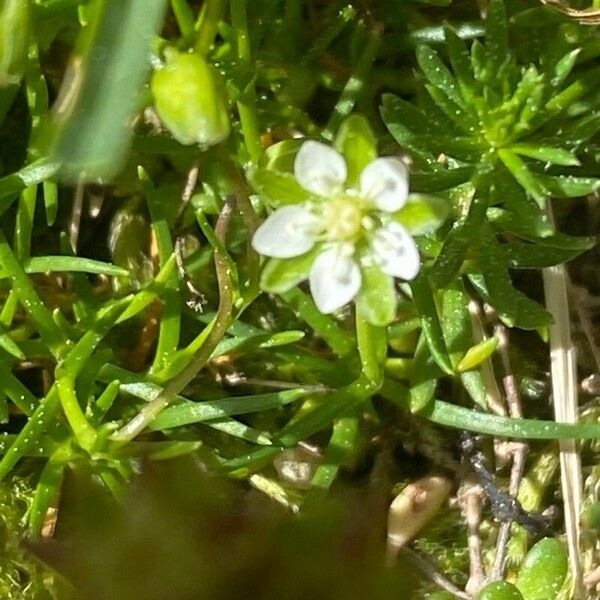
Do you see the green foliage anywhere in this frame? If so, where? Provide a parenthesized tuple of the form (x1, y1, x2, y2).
(0, 477, 67, 599)
(0, 0, 596, 597)
(380, 0, 599, 333)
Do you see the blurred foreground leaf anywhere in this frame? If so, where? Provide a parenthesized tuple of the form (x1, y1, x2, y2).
(48, 0, 167, 181)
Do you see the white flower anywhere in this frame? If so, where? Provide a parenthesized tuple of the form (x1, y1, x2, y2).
(252, 141, 420, 314)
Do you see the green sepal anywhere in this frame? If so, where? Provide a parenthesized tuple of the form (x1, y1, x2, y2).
(334, 114, 377, 188)
(248, 166, 307, 207)
(394, 193, 450, 235)
(261, 139, 303, 172)
(260, 249, 318, 294)
(356, 264, 397, 327)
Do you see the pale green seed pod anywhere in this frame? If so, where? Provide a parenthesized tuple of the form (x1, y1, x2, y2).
(0, 0, 29, 87)
(151, 49, 230, 147)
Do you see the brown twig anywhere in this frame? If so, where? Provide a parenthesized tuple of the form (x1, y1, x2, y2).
(543, 248, 584, 597)
(540, 0, 600, 24)
(489, 316, 528, 581)
(220, 146, 260, 300)
(177, 160, 200, 219)
(569, 282, 600, 373)
(402, 547, 470, 600)
(458, 477, 486, 595)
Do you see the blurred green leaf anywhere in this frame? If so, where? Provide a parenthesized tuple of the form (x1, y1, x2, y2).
(49, 0, 168, 180)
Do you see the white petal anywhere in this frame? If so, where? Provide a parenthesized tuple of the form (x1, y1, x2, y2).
(309, 246, 361, 314)
(294, 140, 347, 197)
(252, 205, 319, 258)
(360, 157, 409, 212)
(371, 222, 420, 280)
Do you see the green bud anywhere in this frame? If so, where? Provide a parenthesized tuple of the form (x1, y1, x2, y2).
(479, 581, 524, 600)
(151, 49, 230, 146)
(515, 538, 568, 600)
(0, 0, 29, 88)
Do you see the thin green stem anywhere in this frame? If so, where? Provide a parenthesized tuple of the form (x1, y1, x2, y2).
(218, 148, 260, 301)
(194, 0, 227, 55)
(141, 168, 182, 374)
(14, 184, 36, 260)
(56, 376, 97, 453)
(230, 0, 250, 61)
(322, 25, 381, 140)
(0, 361, 37, 415)
(230, 0, 262, 163)
(112, 199, 237, 441)
(281, 288, 355, 357)
(0, 230, 66, 357)
(355, 309, 386, 387)
(170, 0, 195, 38)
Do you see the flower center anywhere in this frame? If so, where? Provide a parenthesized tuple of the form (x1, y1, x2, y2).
(322, 196, 363, 241)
